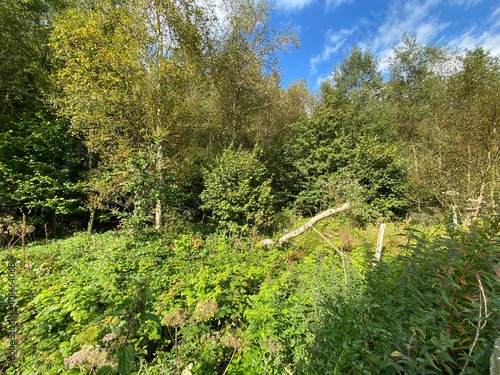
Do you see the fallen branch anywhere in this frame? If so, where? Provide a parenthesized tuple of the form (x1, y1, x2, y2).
(260, 202, 351, 246)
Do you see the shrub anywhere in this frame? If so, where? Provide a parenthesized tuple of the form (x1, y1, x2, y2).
(200, 147, 274, 234)
(280, 114, 411, 224)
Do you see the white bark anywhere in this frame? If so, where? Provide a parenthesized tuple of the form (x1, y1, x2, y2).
(260, 202, 351, 246)
(375, 223, 386, 262)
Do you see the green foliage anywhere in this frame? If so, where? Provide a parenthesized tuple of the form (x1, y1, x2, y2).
(438, 48, 500, 215)
(1, 214, 498, 373)
(321, 47, 383, 140)
(270, 48, 412, 223)
(200, 147, 274, 234)
(120, 149, 178, 228)
(0, 0, 89, 232)
(385, 37, 499, 217)
(209, 0, 299, 149)
(96, 366, 116, 375)
(345, 137, 411, 222)
(0, 229, 286, 374)
(365, 216, 500, 374)
(281, 113, 410, 222)
(1, 1, 499, 371)
(117, 345, 134, 375)
(0, 113, 87, 226)
(0, 0, 60, 117)
(0, 0, 497, 235)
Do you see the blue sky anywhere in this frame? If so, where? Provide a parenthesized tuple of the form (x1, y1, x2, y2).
(268, 0, 500, 89)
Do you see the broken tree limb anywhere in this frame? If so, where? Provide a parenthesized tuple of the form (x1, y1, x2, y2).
(374, 223, 386, 262)
(260, 202, 351, 246)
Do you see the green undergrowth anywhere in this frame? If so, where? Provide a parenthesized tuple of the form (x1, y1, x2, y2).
(1, 216, 498, 374)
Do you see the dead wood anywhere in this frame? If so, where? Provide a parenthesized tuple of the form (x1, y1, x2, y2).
(260, 202, 351, 246)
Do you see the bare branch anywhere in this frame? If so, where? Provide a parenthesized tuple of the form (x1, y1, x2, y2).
(311, 226, 348, 286)
(259, 202, 351, 246)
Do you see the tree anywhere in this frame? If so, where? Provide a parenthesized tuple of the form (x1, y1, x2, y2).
(271, 48, 410, 222)
(0, 0, 88, 231)
(50, 0, 212, 230)
(0, 0, 60, 118)
(386, 34, 447, 172)
(320, 47, 383, 141)
(0, 114, 87, 229)
(440, 48, 500, 218)
(209, 0, 298, 150)
(263, 80, 314, 208)
(389, 43, 500, 218)
(383, 35, 457, 211)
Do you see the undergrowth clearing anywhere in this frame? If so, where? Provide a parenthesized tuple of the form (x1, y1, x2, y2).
(1, 216, 499, 374)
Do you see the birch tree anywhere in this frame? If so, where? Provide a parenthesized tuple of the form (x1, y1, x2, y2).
(209, 0, 298, 149)
(443, 48, 500, 218)
(51, 0, 210, 230)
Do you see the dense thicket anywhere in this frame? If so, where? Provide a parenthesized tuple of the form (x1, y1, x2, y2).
(0, 1, 498, 233)
(0, 0, 88, 233)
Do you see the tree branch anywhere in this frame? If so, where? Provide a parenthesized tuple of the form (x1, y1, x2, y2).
(260, 202, 351, 246)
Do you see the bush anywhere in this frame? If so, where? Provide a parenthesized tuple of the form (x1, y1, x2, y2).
(280, 115, 411, 224)
(200, 147, 274, 234)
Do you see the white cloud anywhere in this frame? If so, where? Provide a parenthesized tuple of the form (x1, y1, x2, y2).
(275, 0, 354, 13)
(449, 29, 500, 55)
(293, 24, 303, 34)
(326, 0, 354, 10)
(195, 0, 229, 31)
(308, 0, 500, 87)
(370, 0, 500, 60)
(348, 0, 453, 71)
(416, 21, 451, 44)
(448, 0, 483, 8)
(310, 0, 449, 76)
(489, 6, 500, 29)
(310, 27, 356, 73)
(314, 73, 330, 89)
(275, 0, 315, 12)
(369, 0, 446, 52)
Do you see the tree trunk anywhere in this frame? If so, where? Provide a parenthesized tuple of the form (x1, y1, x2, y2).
(412, 143, 418, 174)
(155, 119, 163, 231)
(466, 143, 472, 197)
(154, 6, 163, 231)
(87, 206, 95, 234)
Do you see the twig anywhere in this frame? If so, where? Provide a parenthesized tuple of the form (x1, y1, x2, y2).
(222, 347, 238, 375)
(461, 274, 489, 373)
(476, 274, 490, 326)
(311, 226, 348, 287)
